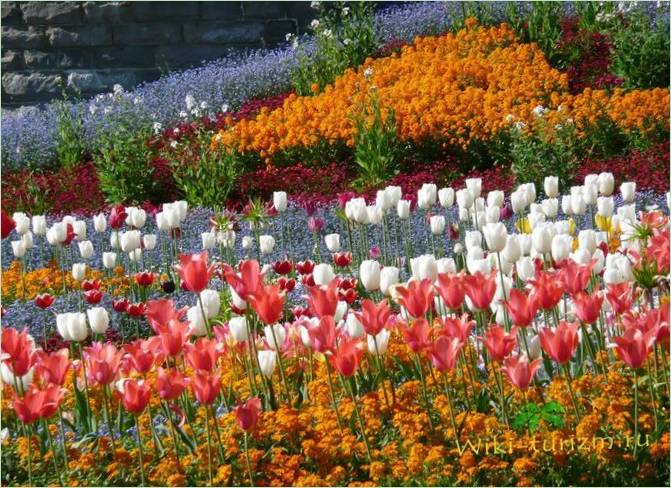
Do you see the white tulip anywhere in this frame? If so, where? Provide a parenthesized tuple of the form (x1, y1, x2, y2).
(397, 200, 411, 219)
(72, 220, 87, 241)
(242, 235, 253, 250)
(456, 189, 474, 209)
(57, 312, 88, 342)
(21, 232, 33, 250)
(128, 248, 142, 263)
(229, 316, 250, 342)
(502, 235, 521, 263)
(155, 212, 169, 232)
(379, 266, 400, 295)
(11, 240, 26, 258)
(367, 329, 390, 355)
(438, 187, 455, 208)
(218, 230, 236, 248)
(367, 205, 383, 225)
(1, 363, 33, 391)
(46, 222, 66, 245)
(346, 313, 365, 338)
(110, 231, 120, 249)
(87, 307, 110, 334)
(571, 248, 592, 265)
(142, 234, 157, 251)
(429, 215, 446, 235)
(257, 350, 277, 378)
(571, 193, 587, 215)
(411, 254, 438, 281)
(120, 230, 141, 253)
(376, 189, 392, 211)
(598, 172, 614, 196)
(12, 212, 30, 234)
(78, 240, 94, 259)
(273, 191, 288, 212)
(127, 207, 146, 228)
(510, 190, 527, 214)
(582, 184, 598, 206)
(531, 225, 552, 255)
(522, 183, 537, 205)
(313, 263, 335, 286)
(187, 306, 207, 336)
(578, 230, 597, 254)
(465, 178, 482, 199)
(464, 230, 482, 251)
(551, 235, 572, 262)
(385, 186, 402, 207)
(335, 301, 348, 322)
(72, 262, 86, 281)
(561, 195, 573, 215)
(418, 183, 437, 209)
(31, 215, 47, 236)
(436, 257, 456, 274)
(541, 198, 559, 219)
(597, 197, 614, 217)
(516, 257, 536, 281)
(487, 190, 504, 208)
(199, 289, 220, 319)
(93, 213, 107, 233)
(102, 252, 117, 269)
(324, 233, 341, 252)
(544, 176, 559, 198)
(360, 260, 381, 291)
(483, 222, 507, 252)
(201, 231, 216, 250)
(584, 173, 599, 188)
(264, 324, 286, 350)
(484, 205, 500, 224)
(527, 211, 546, 228)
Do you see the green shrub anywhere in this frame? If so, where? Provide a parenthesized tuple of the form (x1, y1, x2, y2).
(54, 86, 85, 169)
(506, 2, 565, 67)
(352, 93, 399, 189)
(291, 2, 378, 96)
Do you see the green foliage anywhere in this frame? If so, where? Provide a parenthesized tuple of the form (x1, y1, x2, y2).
(54, 85, 85, 169)
(509, 118, 580, 191)
(291, 2, 378, 96)
(512, 401, 565, 433)
(167, 131, 243, 208)
(352, 93, 399, 189)
(507, 2, 564, 66)
(610, 10, 670, 89)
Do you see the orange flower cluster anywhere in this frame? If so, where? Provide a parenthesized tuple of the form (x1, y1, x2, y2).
(213, 19, 669, 164)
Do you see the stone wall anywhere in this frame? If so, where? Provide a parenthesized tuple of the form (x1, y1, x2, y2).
(1, 1, 316, 108)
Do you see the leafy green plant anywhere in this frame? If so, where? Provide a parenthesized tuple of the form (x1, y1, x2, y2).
(54, 84, 85, 169)
(610, 10, 670, 89)
(513, 401, 565, 433)
(291, 2, 378, 96)
(507, 2, 565, 66)
(509, 117, 581, 191)
(352, 93, 399, 189)
(167, 131, 244, 208)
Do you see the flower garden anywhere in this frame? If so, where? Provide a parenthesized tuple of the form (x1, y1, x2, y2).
(1, 2, 670, 487)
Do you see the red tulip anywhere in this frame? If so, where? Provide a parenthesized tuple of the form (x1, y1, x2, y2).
(613, 327, 658, 369)
(277, 277, 296, 293)
(13, 384, 64, 424)
(338, 278, 357, 290)
(35, 348, 71, 386)
(295, 260, 315, 275)
(558, 259, 594, 296)
(63, 223, 76, 246)
(307, 315, 338, 353)
(1, 210, 15, 239)
(339, 287, 357, 304)
(483, 325, 518, 362)
(1, 327, 34, 376)
(34, 293, 56, 309)
(430, 335, 463, 372)
(84, 289, 104, 305)
(135, 272, 155, 287)
(81, 279, 101, 292)
(573, 289, 604, 324)
(190, 370, 222, 405)
(606, 283, 635, 315)
(112, 298, 129, 313)
(439, 314, 475, 342)
(355, 299, 391, 336)
(124, 340, 159, 374)
(648, 228, 670, 274)
(332, 252, 353, 267)
(307, 280, 339, 318)
(529, 271, 565, 310)
(435, 273, 466, 310)
(126, 302, 146, 317)
(118, 379, 151, 413)
(396, 279, 434, 319)
(248, 284, 284, 325)
(301, 273, 316, 287)
(145, 298, 187, 333)
(505, 288, 538, 328)
(108, 205, 127, 229)
(222, 260, 262, 300)
(328, 336, 362, 377)
(272, 259, 293, 275)
(234, 397, 262, 431)
(501, 355, 542, 389)
(462, 271, 497, 311)
(185, 337, 223, 372)
(158, 319, 192, 357)
(402, 318, 432, 353)
(539, 321, 579, 364)
(156, 367, 188, 401)
(174, 251, 215, 293)
(84, 342, 124, 386)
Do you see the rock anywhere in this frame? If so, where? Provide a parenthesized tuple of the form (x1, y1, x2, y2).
(112, 22, 182, 45)
(47, 25, 113, 47)
(2, 72, 62, 97)
(21, 2, 82, 25)
(183, 21, 265, 44)
(1, 50, 23, 71)
(1, 26, 47, 49)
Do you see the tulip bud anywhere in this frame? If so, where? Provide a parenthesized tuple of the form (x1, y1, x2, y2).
(465, 178, 482, 199)
(561, 195, 573, 215)
(367, 329, 390, 355)
(313, 263, 335, 286)
(598, 172, 614, 196)
(72, 262, 87, 281)
(259, 235, 275, 254)
(229, 316, 249, 342)
(551, 235, 572, 262)
(102, 252, 117, 269)
(128, 248, 142, 263)
(110, 231, 120, 249)
(187, 306, 207, 336)
(72, 220, 87, 241)
(360, 260, 381, 291)
(273, 191, 288, 213)
(21, 232, 33, 250)
(487, 190, 504, 208)
(264, 324, 286, 350)
(13, 212, 30, 235)
(510, 190, 527, 214)
(93, 213, 107, 233)
(379, 266, 400, 295)
(502, 235, 521, 263)
(199, 289, 221, 319)
(1, 363, 34, 391)
(78, 240, 94, 259)
(346, 313, 365, 338)
(335, 301, 348, 322)
(367, 205, 383, 225)
(418, 183, 437, 209)
(156, 212, 169, 232)
(596, 197, 614, 217)
(257, 350, 277, 378)
(385, 186, 402, 207)
(541, 198, 558, 219)
(142, 234, 157, 251)
(456, 189, 474, 209)
(397, 200, 411, 219)
(544, 176, 559, 198)
(11, 240, 26, 258)
(485, 205, 500, 224)
(57, 312, 88, 342)
(120, 230, 141, 253)
(583, 184, 598, 206)
(87, 307, 110, 334)
(438, 187, 455, 208)
(242, 236, 253, 250)
(464, 230, 482, 251)
(429, 215, 446, 235)
(571, 193, 586, 215)
(201, 231, 216, 250)
(46, 223, 65, 245)
(411, 254, 438, 281)
(436, 257, 456, 274)
(324, 233, 341, 252)
(483, 222, 507, 252)
(578, 230, 597, 254)
(516, 257, 536, 281)
(31, 215, 47, 236)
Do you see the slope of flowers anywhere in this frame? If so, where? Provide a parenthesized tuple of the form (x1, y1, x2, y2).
(214, 20, 669, 162)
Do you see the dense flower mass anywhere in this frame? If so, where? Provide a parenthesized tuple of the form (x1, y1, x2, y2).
(214, 20, 668, 162)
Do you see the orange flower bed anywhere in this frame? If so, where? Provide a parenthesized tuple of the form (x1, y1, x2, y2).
(212, 19, 669, 164)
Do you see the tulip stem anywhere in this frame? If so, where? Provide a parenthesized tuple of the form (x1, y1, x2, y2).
(372, 336, 392, 408)
(563, 364, 581, 423)
(103, 385, 118, 458)
(413, 354, 435, 432)
(135, 415, 146, 486)
(325, 361, 344, 429)
(197, 294, 213, 338)
(204, 407, 213, 486)
(24, 424, 33, 487)
(343, 377, 373, 463)
(442, 373, 462, 453)
(163, 402, 183, 473)
(42, 418, 64, 484)
(244, 432, 255, 487)
(633, 368, 639, 458)
(77, 343, 93, 430)
(57, 405, 70, 479)
(645, 358, 658, 431)
(209, 405, 226, 463)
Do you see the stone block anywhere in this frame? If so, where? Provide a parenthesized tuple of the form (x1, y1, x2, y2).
(243, 1, 286, 19)
(95, 46, 157, 68)
(47, 25, 113, 47)
(2, 72, 62, 97)
(199, 2, 242, 20)
(21, 2, 82, 25)
(82, 2, 132, 23)
(1, 50, 23, 70)
(128, 2, 199, 21)
(66, 70, 136, 93)
(23, 49, 92, 69)
(183, 21, 264, 44)
(1, 26, 47, 49)
(113, 22, 182, 45)
(264, 19, 296, 45)
(1, 3, 23, 25)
